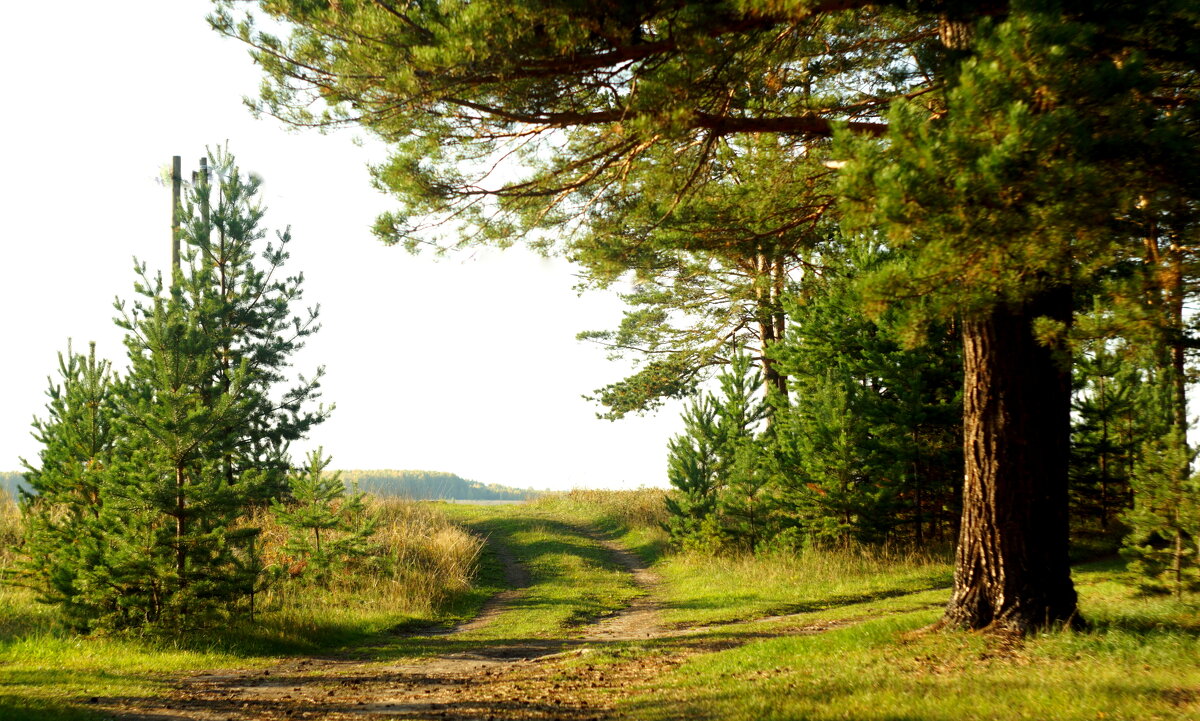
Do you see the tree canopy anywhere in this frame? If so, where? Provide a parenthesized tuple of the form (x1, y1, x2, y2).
(214, 0, 1200, 632)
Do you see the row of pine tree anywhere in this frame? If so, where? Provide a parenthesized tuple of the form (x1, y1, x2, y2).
(15, 150, 372, 630)
(659, 231, 1199, 596)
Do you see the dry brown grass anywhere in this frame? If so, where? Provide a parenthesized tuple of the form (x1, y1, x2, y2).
(250, 495, 484, 621)
(527, 487, 670, 532)
(0, 489, 21, 570)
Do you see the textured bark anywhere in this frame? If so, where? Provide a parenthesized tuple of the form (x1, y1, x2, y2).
(942, 287, 1081, 633)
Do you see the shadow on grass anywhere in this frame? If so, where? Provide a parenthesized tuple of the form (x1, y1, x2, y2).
(0, 695, 109, 721)
(1086, 612, 1200, 638)
(574, 516, 671, 565)
(0, 606, 55, 645)
(0, 668, 171, 721)
(662, 583, 953, 619)
(468, 515, 631, 572)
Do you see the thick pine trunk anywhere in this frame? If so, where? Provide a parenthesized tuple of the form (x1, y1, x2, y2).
(942, 287, 1081, 633)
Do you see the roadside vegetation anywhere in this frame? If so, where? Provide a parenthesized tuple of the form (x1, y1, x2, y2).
(0, 490, 483, 720)
(2, 488, 1199, 719)
(616, 562, 1200, 721)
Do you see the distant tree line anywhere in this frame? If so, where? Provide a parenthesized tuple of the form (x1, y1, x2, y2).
(0, 472, 24, 499)
(2, 468, 538, 504)
(335, 470, 539, 501)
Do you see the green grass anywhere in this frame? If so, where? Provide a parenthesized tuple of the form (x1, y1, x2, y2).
(523, 488, 672, 564)
(512, 491, 1200, 720)
(655, 545, 953, 627)
(617, 559, 1200, 721)
(0, 497, 655, 719)
(4, 490, 1199, 721)
(0, 608, 245, 721)
(522, 489, 953, 627)
(437, 503, 645, 640)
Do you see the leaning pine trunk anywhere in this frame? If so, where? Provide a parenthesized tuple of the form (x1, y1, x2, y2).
(942, 286, 1081, 633)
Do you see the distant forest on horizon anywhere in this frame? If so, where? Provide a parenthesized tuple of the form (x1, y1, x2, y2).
(0, 469, 539, 502)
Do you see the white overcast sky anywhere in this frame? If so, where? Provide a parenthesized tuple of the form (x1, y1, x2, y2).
(0, 1, 683, 489)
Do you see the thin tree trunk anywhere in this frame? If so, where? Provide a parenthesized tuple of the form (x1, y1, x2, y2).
(941, 286, 1081, 633)
(175, 463, 188, 587)
(755, 250, 788, 399)
(1166, 245, 1190, 482)
(1098, 376, 1110, 530)
(912, 432, 924, 545)
(1173, 527, 1184, 600)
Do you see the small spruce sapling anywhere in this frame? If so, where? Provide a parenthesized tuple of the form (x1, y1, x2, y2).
(663, 354, 768, 551)
(664, 394, 722, 546)
(273, 449, 378, 584)
(16, 341, 118, 627)
(1122, 430, 1200, 597)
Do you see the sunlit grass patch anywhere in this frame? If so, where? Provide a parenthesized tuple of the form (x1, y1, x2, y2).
(439, 504, 645, 641)
(623, 559, 1200, 721)
(0, 587, 257, 720)
(655, 543, 953, 627)
(525, 488, 672, 563)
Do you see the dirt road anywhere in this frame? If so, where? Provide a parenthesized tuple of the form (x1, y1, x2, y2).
(110, 526, 688, 721)
(108, 525, 868, 721)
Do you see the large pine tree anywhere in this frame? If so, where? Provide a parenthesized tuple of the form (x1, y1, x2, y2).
(214, 0, 1200, 631)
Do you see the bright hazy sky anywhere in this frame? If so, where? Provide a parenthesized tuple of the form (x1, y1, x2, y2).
(0, 1, 683, 490)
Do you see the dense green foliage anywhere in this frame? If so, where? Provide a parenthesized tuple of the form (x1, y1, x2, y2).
(662, 243, 963, 552)
(772, 243, 962, 546)
(664, 355, 770, 550)
(213, 0, 1200, 625)
(16, 151, 327, 631)
(273, 450, 379, 585)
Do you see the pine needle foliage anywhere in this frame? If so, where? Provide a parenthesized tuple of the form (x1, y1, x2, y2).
(1122, 430, 1200, 598)
(17, 149, 327, 631)
(664, 354, 769, 551)
(15, 342, 117, 626)
(272, 449, 379, 585)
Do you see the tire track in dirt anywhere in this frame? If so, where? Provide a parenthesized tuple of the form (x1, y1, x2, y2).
(110, 524, 662, 720)
(572, 533, 664, 644)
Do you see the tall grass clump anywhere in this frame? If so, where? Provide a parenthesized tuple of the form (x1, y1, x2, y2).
(528, 488, 669, 530)
(233, 496, 483, 644)
(2, 491, 482, 651)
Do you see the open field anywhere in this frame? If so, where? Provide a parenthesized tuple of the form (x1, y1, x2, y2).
(0, 491, 1197, 720)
